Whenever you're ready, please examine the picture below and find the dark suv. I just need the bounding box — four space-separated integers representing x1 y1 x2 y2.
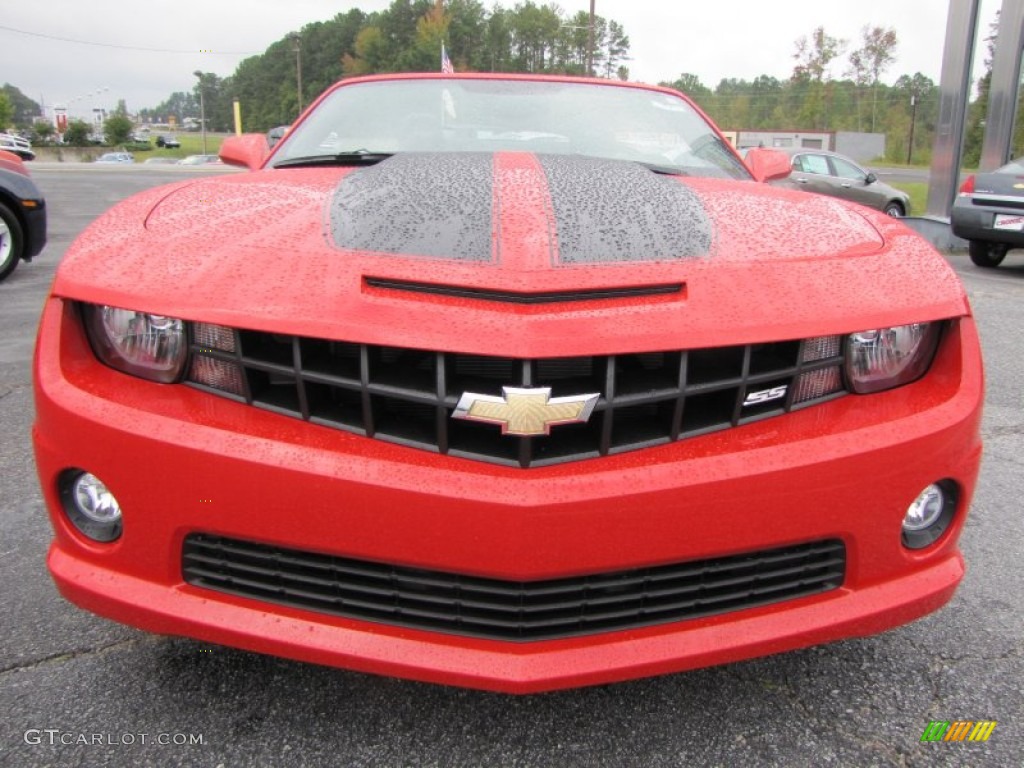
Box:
0 150 46 281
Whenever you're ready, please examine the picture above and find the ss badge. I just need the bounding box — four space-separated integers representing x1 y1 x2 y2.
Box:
742 385 788 407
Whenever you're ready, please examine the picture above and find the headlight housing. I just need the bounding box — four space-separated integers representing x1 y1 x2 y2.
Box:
82 304 187 383
845 322 941 394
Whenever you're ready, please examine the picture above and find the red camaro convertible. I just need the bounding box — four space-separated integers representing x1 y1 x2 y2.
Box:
33 74 983 693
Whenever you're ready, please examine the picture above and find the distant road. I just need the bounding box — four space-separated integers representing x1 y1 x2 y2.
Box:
29 161 242 174
871 166 930 184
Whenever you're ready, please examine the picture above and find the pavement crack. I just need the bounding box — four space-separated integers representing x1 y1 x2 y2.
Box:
0 636 156 676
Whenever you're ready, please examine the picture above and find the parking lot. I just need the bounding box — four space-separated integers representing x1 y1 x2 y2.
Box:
0 165 1021 767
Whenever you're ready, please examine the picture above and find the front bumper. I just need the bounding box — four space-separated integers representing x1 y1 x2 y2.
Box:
33 298 984 693
22 200 46 259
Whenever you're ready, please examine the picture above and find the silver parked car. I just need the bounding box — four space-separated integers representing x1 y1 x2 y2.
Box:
94 152 134 164
756 148 910 217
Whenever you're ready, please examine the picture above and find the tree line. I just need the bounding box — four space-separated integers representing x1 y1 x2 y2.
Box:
661 21 1019 167
662 25 939 165
3 6 1020 167
140 0 631 134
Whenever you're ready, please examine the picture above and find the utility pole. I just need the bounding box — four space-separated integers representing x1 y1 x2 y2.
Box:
290 33 303 114
193 71 207 154
907 94 918 165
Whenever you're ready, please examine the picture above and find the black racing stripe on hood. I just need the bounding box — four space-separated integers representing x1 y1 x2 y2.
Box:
537 155 712 263
330 153 494 261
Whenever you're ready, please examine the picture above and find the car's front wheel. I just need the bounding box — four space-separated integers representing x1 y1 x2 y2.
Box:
968 240 1008 268
883 201 905 217
0 202 24 281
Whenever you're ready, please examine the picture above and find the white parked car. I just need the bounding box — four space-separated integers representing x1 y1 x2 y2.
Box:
0 133 35 161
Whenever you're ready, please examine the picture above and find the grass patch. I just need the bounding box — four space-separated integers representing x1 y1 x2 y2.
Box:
891 182 928 216
138 132 226 160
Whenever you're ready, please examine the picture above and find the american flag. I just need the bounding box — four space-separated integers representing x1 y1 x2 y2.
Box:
441 43 454 74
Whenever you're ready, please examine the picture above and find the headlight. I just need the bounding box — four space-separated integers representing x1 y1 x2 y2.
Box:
845 322 941 394
82 304 187 383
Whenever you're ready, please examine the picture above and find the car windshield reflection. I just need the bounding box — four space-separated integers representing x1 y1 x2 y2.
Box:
272 77 749 180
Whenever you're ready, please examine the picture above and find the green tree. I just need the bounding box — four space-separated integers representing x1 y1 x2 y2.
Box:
848 26 898 132
104 114 134 145
342 26 389 76
133 0 632 131
662 74 712 109
891 73 936 163
64 119 91 146
0 92 13 129
404 2 450 72
32 120 55 143
141 91 197 125
749 75 783 128
792 27 846 130
1 84 42 126
601 20 629 79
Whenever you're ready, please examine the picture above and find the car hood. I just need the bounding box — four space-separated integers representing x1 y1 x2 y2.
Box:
54 153 969 356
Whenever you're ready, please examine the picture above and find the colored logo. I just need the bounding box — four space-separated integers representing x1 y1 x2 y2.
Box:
453 387 599 436
920 721 997 742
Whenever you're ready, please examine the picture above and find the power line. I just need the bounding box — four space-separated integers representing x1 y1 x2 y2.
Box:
0 23 258 55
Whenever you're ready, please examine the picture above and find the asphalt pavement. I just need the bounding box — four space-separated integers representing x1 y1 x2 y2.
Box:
0 165 1020 768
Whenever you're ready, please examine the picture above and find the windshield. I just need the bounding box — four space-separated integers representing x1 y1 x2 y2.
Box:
271 77 750 179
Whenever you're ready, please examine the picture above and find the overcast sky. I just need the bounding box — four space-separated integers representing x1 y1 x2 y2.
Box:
0 0 1001 120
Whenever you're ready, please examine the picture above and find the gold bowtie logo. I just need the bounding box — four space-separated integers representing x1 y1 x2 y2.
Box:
453 387 600 436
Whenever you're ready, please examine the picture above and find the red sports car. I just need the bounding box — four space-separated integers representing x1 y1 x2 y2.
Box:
33 74 983 693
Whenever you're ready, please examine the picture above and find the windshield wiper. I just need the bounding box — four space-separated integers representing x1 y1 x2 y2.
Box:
273 150 394 169
633 161 688 176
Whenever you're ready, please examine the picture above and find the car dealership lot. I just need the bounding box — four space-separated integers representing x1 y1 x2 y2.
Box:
0 166 1020 767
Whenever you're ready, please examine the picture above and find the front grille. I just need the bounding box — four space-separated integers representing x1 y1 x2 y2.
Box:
185 325 846 468
183 534 846 642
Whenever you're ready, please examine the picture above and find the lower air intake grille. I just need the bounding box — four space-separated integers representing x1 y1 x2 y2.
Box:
182 534 846 642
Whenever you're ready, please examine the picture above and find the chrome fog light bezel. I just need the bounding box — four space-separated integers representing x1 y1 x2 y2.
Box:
902 480 958 550
58 469 123 543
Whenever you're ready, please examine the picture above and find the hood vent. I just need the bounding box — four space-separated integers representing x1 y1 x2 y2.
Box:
365 277 684 304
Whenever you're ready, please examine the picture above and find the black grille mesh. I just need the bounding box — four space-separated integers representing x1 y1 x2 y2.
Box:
182 534 846 641
185 326 846 468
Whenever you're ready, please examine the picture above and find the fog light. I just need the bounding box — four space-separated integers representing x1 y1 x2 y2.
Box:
902 481 957 550
59 470 123 542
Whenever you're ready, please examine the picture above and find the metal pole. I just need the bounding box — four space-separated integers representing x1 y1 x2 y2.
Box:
980 0 1024 170
926 0 981 217
587 0 595 76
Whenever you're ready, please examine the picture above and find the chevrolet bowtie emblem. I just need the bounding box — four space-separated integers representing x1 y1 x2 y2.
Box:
453 387 600 436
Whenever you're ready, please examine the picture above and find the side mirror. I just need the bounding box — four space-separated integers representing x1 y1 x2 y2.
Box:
219 133 270 170
865 172 877 184
744 148 792 183
267 126 289 148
